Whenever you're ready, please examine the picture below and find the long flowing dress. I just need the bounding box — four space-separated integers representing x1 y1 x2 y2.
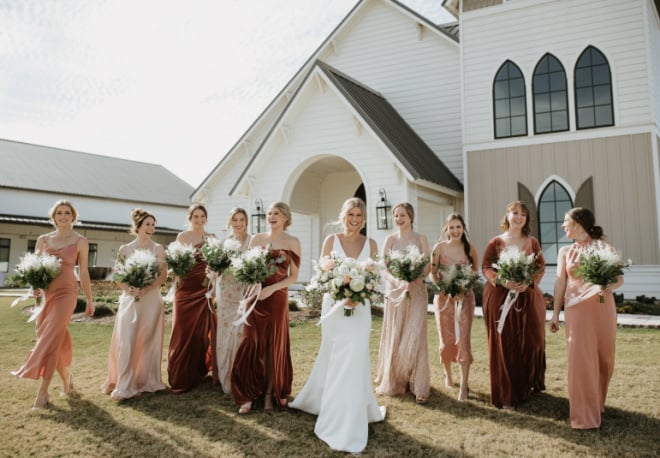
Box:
562 242 617 429
290 236 385 454
375 235 431 400
216 235 251 394
434 253 475 368
231 249 300 408
168 242 218 393
482 236 546 408
102 246 166 399
13 241 80 381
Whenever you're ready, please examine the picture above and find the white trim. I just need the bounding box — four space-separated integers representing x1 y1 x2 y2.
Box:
534 175 575 205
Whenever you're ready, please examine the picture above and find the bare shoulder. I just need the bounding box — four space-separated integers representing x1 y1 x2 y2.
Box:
286 233 301 253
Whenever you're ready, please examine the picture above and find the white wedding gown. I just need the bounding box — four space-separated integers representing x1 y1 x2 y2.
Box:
290 236 386 454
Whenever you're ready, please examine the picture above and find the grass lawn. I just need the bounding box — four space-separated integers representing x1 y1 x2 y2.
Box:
1 297 659 457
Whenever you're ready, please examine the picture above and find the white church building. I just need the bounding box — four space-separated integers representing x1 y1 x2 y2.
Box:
193 0 660 297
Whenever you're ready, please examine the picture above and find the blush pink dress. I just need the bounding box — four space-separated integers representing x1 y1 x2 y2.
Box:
433 253 475 366
562 242 617 429
102 245 166 399
12 241 80 381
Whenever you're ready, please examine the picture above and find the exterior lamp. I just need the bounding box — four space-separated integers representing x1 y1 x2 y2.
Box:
376 188 391 230
251 198 266 234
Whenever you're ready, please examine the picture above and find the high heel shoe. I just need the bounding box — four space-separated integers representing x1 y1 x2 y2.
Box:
32 392 49 410
238 402 252 414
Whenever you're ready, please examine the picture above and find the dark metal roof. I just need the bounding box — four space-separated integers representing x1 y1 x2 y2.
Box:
0 139 193 206
317 61 463 192
0 214 180 235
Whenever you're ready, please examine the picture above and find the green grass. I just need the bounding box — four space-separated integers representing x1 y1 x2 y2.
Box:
1 297 659 457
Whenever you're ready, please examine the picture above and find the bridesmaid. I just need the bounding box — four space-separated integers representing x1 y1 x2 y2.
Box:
481 201 546 409
375 202 431 403
13 200 94 409
231 201 300 414
168 204 218 393
102 208 167 400
549 208 622 429
430 213 479 401
215 207 251 394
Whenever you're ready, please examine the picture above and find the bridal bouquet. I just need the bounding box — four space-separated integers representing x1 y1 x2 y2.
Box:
165 241 197 278
324 255 384 316
201 237 242 275
12 252 62 291
230 246 287 325
574 241 631 302
11 252 62 321
114 249 161 301
491 245 541 334
385 245 429 300
435 263 481 298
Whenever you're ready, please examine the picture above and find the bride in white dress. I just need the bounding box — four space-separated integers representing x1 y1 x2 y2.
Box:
290 198 386 454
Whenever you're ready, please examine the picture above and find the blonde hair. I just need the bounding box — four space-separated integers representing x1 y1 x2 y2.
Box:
226 207 249 231
49 200 78 227
270 201 292 230
130 208 156 235
337 197 366 231
392 202 415 229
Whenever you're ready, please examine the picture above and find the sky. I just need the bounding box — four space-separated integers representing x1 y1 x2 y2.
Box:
0 0 453 188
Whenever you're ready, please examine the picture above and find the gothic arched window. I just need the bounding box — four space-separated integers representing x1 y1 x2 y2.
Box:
533 53 568 134
538 180 573 265
575 46 614 129
494 60 527 138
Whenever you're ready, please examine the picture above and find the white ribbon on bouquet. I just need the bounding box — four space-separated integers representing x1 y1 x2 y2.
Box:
11 287 47 323
232 283 262 326
564 283 602 308
497 291 520 334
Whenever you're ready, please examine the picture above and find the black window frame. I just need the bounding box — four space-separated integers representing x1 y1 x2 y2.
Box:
533 53 569 134
574 45 614 130
537 180 573 266
493 60 528 139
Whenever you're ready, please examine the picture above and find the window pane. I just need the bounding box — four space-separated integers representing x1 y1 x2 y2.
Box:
559 233 571 244
539 201 555 220
552 111 568 130
536 93 550 112
549 72 566 91
576 87 593 108
541 222 558 243
511 116 526 135
537 57 549 74
555 200 572 219
578 50 592 67
509 79 524 97
578 107 595 128
548 57 562 72
592 65 610 85
496 118 510 137
0 238 9 273
551 91 566 110
495 99 510 117
510 97 525 116
534 74 549 93
496 65 510 81
536 113 551 133
575 68 592 88
494 80 509 98
595 105 613 126
543 246 558 265
591 50 606 65
594 84 611 105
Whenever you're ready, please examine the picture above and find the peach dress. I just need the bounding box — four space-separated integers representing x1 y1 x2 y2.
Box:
102 246 166 399
12 241 80 381
433 253 475 366
562 242 617 429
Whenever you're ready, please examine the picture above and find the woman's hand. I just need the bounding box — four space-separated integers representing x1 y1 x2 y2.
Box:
549 316 560 333
505 280 528 293
128 286 141 298
85 302 95 317
258 285 274 301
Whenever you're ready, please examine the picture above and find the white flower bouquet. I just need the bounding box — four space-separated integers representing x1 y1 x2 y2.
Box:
13 252 62 291
11 252 62 321
491 245 541 334
435 263 481 298
574 240 631 302
165 241 197 278
201 237 243 275
320 254 384 316
114 249 161 301
385 245 429 300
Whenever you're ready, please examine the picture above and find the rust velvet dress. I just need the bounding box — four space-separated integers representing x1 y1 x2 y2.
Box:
481 236 546 408
168 243 218 393
562 242 617 429
231 249 300 408
13 241 80 381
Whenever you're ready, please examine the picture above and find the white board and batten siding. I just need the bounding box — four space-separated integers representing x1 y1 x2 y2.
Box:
319 0 464 180
461 0 654 145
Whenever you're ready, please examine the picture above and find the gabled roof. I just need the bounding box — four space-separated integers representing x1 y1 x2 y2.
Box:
193 0 459 196
230 60 463 195
317 62 463 192
0 139 193 207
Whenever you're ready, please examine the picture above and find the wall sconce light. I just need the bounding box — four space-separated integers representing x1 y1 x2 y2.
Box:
251 198 266 234
376 188 391 230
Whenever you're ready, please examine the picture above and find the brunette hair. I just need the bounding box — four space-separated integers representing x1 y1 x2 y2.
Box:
130 208 156 235
566 207 604 240
49 200 78 227
441 213 473 265
392 202 415 229
270 201 292 230
226 207 249 231
500 200 532 236
187 203 208 220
